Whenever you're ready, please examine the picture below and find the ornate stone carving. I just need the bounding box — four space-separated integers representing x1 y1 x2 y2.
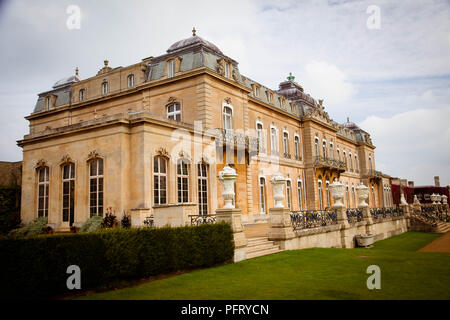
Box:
356 183 369 208
400 190 408 205
87 150 100 161
155 147 169 158
178 150 191 162
329 181 345 208
218 165 238 209
232 69 238 81
270 172 286 208
224 97 232 104
36 159 48 168
168 96 176 103
60 154 73 164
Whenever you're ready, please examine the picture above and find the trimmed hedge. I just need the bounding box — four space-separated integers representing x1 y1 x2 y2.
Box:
0 186 21 234
0 222 234 299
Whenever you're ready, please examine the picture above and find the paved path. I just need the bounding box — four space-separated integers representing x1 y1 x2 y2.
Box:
244 223 269 238
418 232 450 252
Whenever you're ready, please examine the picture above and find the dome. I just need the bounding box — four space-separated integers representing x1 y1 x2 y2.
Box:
342 117 360 130
167 32 223 55
53 75 80 89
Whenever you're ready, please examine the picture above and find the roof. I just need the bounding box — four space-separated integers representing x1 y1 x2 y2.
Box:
53 75 80 89
167 35 223 55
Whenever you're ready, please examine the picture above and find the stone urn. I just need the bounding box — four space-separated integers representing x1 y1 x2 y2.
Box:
430 193 439 205
356 183 369 208
329 181 345 208
218 165 238 209
442 195 448 205
436 194 442 204
270 172 286 208
413 195 420 205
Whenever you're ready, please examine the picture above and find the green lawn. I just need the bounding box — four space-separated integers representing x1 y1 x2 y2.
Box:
77 232 450 300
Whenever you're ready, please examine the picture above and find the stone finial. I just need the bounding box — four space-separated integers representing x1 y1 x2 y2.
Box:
356 183 369 208
287 72 295 81
270 172 286 208
192 27 196 36
75 67 79 76
218 165 238 209
413 195 420 205
104 60 109 67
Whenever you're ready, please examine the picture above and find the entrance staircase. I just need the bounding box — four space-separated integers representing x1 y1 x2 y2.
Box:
436 221 450 233
246 237 282 259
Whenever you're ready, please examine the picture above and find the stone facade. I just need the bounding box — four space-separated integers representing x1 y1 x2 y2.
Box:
18 31 392 231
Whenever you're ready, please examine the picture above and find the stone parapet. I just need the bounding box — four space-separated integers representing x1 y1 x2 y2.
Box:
268 207 295 241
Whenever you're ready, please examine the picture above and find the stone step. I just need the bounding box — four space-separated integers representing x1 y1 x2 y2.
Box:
247 239 274 247
246 247 282 259
247 237 269 243
246 242 278 253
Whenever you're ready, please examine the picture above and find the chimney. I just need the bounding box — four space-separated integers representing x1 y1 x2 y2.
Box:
408 181 414 188
434 176 440 187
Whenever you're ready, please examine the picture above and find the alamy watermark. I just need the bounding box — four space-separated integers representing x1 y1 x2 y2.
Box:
66 265 81 290
66 5 81 30
366 265 381 289
366 5 381 30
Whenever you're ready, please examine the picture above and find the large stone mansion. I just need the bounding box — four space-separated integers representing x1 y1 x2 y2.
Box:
18 30 394 231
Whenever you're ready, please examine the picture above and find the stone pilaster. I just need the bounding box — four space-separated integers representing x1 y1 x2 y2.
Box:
335 206 351 248
216 208 248 262
268 207 295 241
400 204 410 228
360 206 373 235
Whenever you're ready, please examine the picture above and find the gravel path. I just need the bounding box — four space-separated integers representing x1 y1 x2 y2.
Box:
418 232 450 252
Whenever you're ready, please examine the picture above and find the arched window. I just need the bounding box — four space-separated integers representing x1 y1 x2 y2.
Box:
45 96 51 110
37 166 49 218
349 153 353 171
355 155 359 173
318 180 323 210
352 185 356 208
89 158 104 217
286 180 292 209
369 156 373 172
259 177 266 214
101 81 108 95
154 156 167 205
62 163 75 225
168 59 175 78
325 180 330 207
223 106 233 131
314 137 319 158
297 180 303 210
256 122 264 153
177 159 189 203
329 142 334 160
371 185 376 208
167 103 181 121
346 185 350 208
224 61 230 78
79 89 86 102
322 140 327 158
270 127 278 155
283 131 289 157
343 151 347 168
127 74 135 88
336 148 340 161
294 135 300 160
197 163 208 215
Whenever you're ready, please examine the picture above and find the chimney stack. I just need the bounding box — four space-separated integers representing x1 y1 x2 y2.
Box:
434 176 440 187
408 181 414 188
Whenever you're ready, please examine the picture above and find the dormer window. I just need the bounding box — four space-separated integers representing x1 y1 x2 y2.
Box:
101 81 108 95
127 74 134 88
45 96 51 110
168 59 175 78
254 85 260 97
267 91 274 104
79 89 86 102
224 62 230 78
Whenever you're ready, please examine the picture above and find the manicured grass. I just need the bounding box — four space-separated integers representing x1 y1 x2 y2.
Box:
77 232 450 300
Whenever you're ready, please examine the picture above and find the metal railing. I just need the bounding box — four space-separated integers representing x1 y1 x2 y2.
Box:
215 129 259 151
290 210 338 231
346 208 363 224
412 205 448 225
189 214 217 226
314 156 346 171
370 207 404 221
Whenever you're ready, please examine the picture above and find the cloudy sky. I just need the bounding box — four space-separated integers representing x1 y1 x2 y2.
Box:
0 0 449 186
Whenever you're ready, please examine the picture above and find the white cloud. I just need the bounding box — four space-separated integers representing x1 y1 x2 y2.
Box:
359 106 450 186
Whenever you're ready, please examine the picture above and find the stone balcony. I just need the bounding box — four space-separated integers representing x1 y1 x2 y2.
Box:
364 169 383 181
313 156 346 173
214 129 259 152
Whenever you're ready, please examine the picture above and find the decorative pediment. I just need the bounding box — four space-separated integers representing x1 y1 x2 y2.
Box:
60 154 73 165
224 97 232 104
155 147 170 158
35 159 48 169
304 106 333 125
168 96 176 103
87 150 101 161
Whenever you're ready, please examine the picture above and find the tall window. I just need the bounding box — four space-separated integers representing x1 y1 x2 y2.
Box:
369 156 372 172
346 185 350 208
352 186 356 208
37 166 49 218
343 151 347 168
337 148 340 161
254 86 259 97
224 62 230 78
349 153 353 171
329 143 334 160
256 122 264 152
259 177 266 213
79 89 86 102
45 96 51 110
127 74 135 88
62 163 75 225
167 103 181 121
283 131 289 156
270 127 278 155
223 106 233 131
89 159 104 217
102 82 108 95
154 157 167 205
325 180 330 207
177 159 189 203
322 140 327 158
168 59 175 78
314 137 319 157
318 180 323 210
371 186 376 208
355 155 359 172
294 135 300 160
297 180 303 210
197 163 208 215
286 180 292 209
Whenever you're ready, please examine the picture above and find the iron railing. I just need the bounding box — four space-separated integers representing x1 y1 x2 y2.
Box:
370 207 404 221
189 214 217 226
346 208 363 224
412 205 448 225
290 210 338 231
314 156 346 171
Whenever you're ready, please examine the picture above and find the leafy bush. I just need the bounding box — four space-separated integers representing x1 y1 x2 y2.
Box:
0 186 21 234
80 216 102 233
9 217 48 238
120 212 131 228
0 222 234 298
101 211 117 229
